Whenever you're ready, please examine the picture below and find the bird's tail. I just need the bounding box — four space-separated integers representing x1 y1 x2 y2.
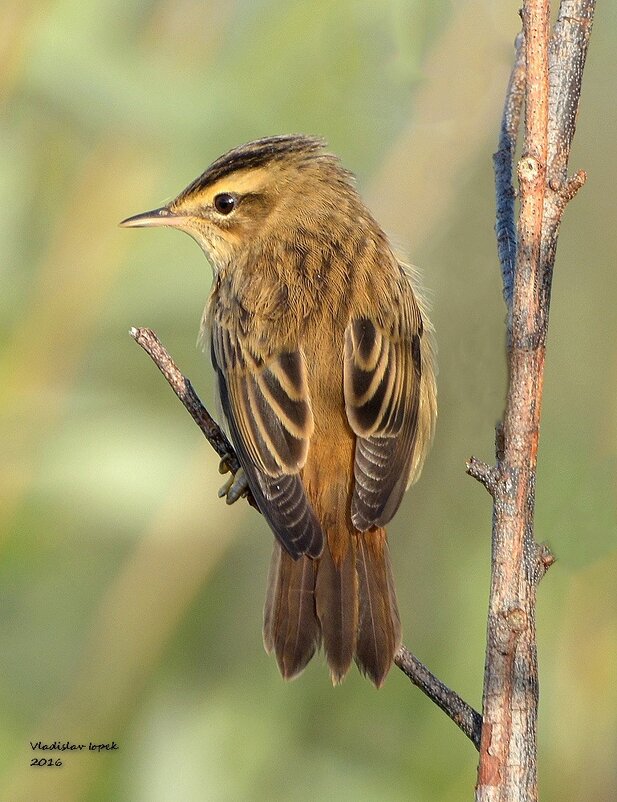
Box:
263 522 401 688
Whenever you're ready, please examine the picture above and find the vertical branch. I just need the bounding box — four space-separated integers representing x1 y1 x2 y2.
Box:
540 0 594 322
474 2 595 801
476 4 551 799
493 33 525 310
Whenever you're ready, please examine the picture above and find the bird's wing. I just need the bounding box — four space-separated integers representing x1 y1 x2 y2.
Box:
211 313 323 559
344 284 428 531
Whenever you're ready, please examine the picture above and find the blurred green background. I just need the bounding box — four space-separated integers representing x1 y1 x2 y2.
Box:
1 1 615 800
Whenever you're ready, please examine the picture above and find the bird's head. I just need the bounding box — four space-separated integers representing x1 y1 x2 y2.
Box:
120 135 356 271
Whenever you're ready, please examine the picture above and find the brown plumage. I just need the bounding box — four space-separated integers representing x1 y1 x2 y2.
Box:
120 135 437 687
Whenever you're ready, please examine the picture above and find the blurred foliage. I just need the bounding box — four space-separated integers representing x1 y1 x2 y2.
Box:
0 1 615 800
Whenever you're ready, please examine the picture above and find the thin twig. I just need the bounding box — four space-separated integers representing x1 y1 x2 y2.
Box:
130 326 482 748
466 457 499 496
553 169 586 205
547 1 595 181
540 0 595 319
395 646 482 750
130 327 257 509
494 32 526 309
534 542 556 584
130 327 239 473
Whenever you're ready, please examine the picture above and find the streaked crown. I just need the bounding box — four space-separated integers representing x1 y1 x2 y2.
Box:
120 135 359 269
176 135 328 201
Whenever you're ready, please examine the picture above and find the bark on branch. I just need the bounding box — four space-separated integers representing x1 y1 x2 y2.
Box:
395 646 482 749
472 2 595 800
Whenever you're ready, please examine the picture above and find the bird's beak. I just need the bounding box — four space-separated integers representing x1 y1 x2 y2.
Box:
119 206 188 228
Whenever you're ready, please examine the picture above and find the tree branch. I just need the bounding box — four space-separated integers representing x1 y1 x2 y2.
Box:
130 325 482 748
494 31 525 310
395 646 482 750
466 457 500 496
475 2 594 800
130 327 238 472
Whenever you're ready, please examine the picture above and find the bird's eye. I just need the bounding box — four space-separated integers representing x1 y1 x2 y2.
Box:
213 193 237 215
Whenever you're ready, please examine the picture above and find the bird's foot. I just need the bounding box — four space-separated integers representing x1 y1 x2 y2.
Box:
218 456 249 505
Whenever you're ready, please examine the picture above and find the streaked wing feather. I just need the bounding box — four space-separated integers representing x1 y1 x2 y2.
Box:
211 319 323 559
344 301 423 531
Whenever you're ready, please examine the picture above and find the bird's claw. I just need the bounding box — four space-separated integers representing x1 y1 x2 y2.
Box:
218 466 249 505
219 454 233 475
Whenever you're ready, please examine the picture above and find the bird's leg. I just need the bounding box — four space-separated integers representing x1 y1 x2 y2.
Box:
218 455 249 505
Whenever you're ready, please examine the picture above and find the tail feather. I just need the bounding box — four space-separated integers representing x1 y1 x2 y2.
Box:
263 527 400 687
354 530 401 687
263 542 284 653
315 538 357 684
263 543 320 679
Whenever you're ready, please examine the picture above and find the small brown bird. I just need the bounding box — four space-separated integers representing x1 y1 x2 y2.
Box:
121 135 436 687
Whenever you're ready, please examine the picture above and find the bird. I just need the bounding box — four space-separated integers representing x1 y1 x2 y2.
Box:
120 135 436 687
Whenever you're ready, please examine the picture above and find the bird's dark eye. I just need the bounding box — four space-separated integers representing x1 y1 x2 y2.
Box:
213 193 237 215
